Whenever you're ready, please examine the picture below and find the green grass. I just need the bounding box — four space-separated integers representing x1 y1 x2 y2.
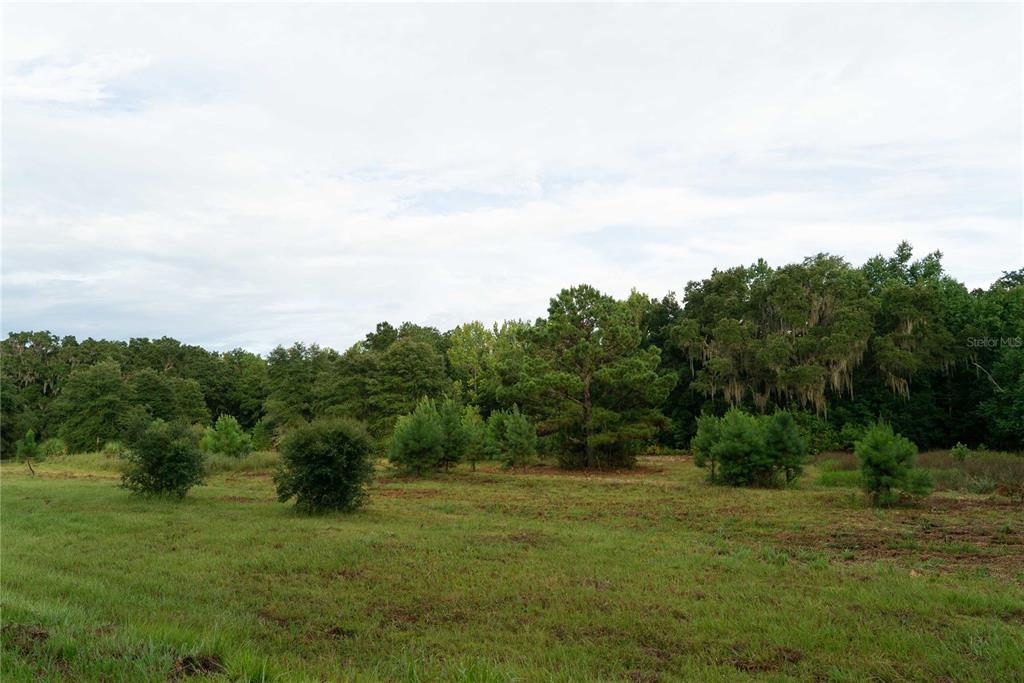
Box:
2 455 1023 681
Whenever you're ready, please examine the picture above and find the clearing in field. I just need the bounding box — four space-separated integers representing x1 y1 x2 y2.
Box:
2 455 1022 682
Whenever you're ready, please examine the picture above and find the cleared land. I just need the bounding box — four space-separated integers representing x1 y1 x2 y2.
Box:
2 455 1022 682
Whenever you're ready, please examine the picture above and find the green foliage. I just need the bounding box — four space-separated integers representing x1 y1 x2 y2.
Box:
460 406 487 470
15 429 40 462
250 418 274 451
712 408 773 486
855 422 932 505
501 406 538 470
951 442 970 463
102 440 128 458
2 243 1021 464
522 285 676 469
39 437 67 459
691 413 722 479
274 417 374 513
121 419 205 498
55 361 132 453
389 398 445 475
693 409 807 486
763 410 808 483
199 415 253 458
482 406 538 469
436 397 468 471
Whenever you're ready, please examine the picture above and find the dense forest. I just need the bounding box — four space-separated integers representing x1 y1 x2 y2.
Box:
3 243 1022 461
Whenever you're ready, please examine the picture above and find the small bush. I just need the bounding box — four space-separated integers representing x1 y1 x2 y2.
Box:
389 398 445 474
791 412 840 453
436 397 467 471
200 415 253 458
250 419 274 451
39 438 68 459
691 413 722 480
274 418 374 512
713 408 773 486
461 406 487 470
15 430 41 462
764 410 808 483
693 409 808 486
501 406 538 470
950 442 970 463
121 420 206 498
483 406 537 470
837 423 868 450
855 422 932 506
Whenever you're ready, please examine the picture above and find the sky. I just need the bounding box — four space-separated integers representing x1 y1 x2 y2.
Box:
2 3 1021 353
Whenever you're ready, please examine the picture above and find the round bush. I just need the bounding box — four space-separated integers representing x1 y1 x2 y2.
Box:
275 418 374 512
121 420 205 498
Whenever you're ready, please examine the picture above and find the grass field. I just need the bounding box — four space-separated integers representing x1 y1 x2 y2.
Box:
2 454 1023 682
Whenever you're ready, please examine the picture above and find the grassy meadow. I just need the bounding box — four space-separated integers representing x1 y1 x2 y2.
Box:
2 453 1023 682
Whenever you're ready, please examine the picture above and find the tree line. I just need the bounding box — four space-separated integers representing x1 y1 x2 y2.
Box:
3 242 1021 461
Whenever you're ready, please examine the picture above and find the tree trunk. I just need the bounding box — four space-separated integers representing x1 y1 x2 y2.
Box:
582 373 594 468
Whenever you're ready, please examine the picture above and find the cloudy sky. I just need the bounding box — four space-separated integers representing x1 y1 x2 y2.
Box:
3 4 1021 352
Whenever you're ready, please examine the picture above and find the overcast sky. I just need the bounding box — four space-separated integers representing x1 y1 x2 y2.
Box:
3 4 1021 353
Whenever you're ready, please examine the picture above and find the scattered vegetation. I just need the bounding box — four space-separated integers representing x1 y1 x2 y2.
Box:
692 408 808 487
3 455 1022 681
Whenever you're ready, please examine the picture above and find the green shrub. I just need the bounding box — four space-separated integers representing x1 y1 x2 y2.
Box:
200 415 253 458
274 418 374 512
693 409 808 486
484 410 509 460
436 397 467 471
855 422 932 506
39 438 68 459
389 398 445 474
15 430 40 462
121 420 206 498
764 411 808 483
713 408 774 486
950 442 970 463
691 413 722 480
501 406 538 470
250 419 274 451
837 423 868 450
482 406 538 470
791 412 840 454
461 406 487 470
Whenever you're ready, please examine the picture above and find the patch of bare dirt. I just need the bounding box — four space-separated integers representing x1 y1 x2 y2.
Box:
169 653 225 679
375 488 442 499
1 623 49 655
730 646 804 672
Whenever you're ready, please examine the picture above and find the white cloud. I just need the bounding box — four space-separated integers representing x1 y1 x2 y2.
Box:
2 4 1021 352
4 51 152 104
